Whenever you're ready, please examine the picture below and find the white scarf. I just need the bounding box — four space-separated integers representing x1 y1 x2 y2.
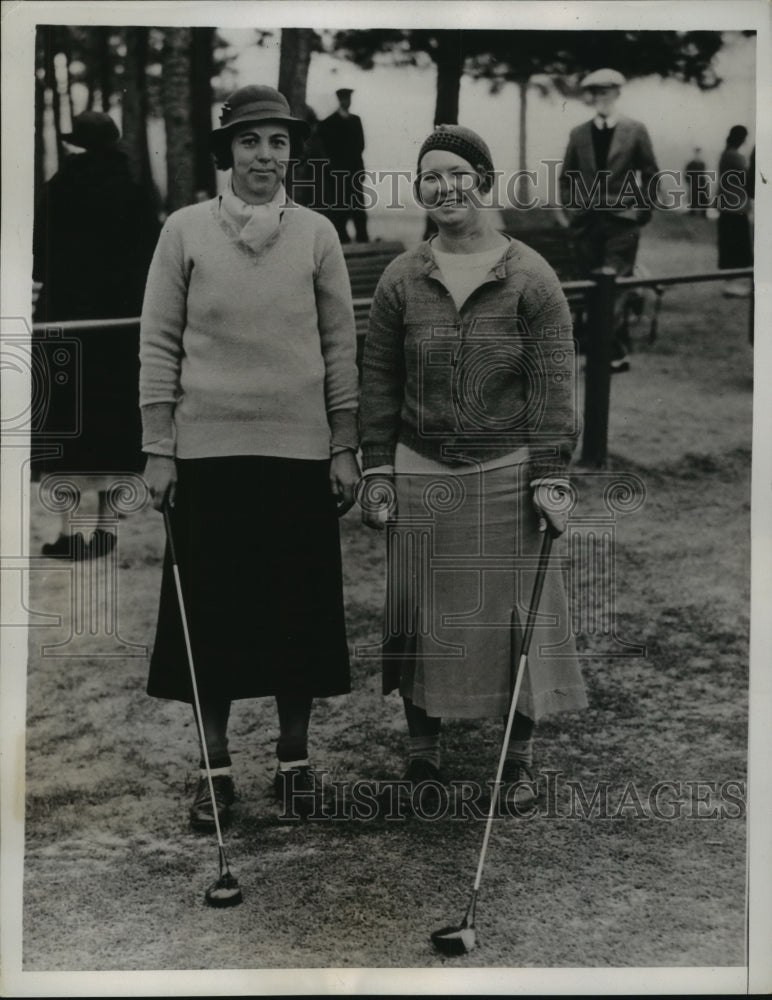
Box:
220 175 287 252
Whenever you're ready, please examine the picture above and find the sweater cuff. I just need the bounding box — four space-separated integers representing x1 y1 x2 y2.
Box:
328 408 359 452
361 446 397 471
529 451 571 481
142 402 176 456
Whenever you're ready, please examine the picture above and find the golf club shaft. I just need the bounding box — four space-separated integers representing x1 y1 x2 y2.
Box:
472 529 554 893
163 504 228 857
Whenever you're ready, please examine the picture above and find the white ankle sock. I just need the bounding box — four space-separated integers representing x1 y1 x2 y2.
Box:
506 739 533 768
202 765 232 778
279 758 309 771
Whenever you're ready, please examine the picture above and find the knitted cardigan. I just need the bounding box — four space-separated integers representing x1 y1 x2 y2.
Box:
359 238 579 479
139 196 359 460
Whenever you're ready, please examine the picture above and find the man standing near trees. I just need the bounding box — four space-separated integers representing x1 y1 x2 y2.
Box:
558 68 659 373
319 87 369 244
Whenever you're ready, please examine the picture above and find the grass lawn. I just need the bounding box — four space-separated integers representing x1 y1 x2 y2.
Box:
19 210 753 977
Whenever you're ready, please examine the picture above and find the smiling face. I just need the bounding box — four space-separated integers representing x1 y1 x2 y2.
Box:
230 121 290 204
418 149 485 231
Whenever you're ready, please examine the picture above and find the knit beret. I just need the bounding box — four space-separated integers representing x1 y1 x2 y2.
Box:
417 125 495 190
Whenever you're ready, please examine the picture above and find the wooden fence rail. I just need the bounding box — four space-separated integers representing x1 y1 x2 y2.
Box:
32 265 754 469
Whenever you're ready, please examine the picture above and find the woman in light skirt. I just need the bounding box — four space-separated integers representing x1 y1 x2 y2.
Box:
360 125 586 808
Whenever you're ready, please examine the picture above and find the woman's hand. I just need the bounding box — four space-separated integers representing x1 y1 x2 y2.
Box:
143 455 177 511
532 480 572 537
330 450 361 516
359 474 397 530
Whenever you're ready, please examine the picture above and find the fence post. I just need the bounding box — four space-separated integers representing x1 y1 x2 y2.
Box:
581 267 617 467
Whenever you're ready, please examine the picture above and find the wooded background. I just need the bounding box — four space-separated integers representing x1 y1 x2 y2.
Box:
35 26 748 217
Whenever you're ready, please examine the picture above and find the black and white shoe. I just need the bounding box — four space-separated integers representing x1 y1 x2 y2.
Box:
273 765 323 819
189 774 236 832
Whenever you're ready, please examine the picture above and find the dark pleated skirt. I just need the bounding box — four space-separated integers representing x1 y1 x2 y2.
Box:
147 456 351 703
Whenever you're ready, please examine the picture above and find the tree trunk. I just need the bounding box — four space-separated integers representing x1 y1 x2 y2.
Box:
515 77 529 205
34 28 49 199
278 28 314 115
163 27 195 212
191 26 216 198
433 32 463 125
122 28 156 206
97 27 112 111
39 26 63 166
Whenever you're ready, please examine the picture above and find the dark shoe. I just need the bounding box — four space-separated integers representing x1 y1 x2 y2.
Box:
189 774 236 832
499 761 538 813
273 766 323 819
610 359 630 374
88 529 116 559
402 758 449 816
403 758 445 785
41 533 87 560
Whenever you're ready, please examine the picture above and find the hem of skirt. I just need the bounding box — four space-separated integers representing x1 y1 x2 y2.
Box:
147 685 352 703
391 683 588 720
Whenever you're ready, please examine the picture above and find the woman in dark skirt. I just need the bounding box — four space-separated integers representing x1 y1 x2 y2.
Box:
32 111 159 558
140 85 360 828
717 124 753 298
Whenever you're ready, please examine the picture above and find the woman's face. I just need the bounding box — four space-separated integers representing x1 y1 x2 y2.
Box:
230 121 290 204
418 149 485 230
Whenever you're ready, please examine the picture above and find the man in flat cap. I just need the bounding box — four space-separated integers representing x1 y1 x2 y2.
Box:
319 88 370 243
559 68 659 372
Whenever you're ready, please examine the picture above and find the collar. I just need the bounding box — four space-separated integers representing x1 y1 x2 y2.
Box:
418 235 514 281
593 113 618 130
226 176 288 213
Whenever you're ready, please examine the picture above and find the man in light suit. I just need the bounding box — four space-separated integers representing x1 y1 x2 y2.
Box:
559 69 659 372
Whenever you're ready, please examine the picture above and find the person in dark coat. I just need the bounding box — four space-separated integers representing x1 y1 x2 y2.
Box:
32 111 160 558
684 147 708 215
318 88 369 243
558 68 659 373
717 125 753 298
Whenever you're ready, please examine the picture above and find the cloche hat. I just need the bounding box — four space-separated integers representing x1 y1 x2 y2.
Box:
210 85 311 143
61 111 121 150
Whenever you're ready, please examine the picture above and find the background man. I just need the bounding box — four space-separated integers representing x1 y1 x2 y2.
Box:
684 146 709 216
558 68 659 373
319 87 369 243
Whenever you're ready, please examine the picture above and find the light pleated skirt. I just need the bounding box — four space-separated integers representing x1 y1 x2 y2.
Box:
381 462 587 720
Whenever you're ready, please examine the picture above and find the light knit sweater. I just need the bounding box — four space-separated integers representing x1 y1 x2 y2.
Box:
139 196 359 460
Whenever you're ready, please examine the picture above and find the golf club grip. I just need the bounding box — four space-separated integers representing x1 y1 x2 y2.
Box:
162 502 178 566
517 529 554 661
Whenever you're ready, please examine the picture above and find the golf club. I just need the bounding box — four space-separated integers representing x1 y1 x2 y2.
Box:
162 501 243 908
431 524 557 955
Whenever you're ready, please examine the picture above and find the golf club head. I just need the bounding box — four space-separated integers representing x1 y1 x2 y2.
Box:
430 924 476 955
205 871 243 908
